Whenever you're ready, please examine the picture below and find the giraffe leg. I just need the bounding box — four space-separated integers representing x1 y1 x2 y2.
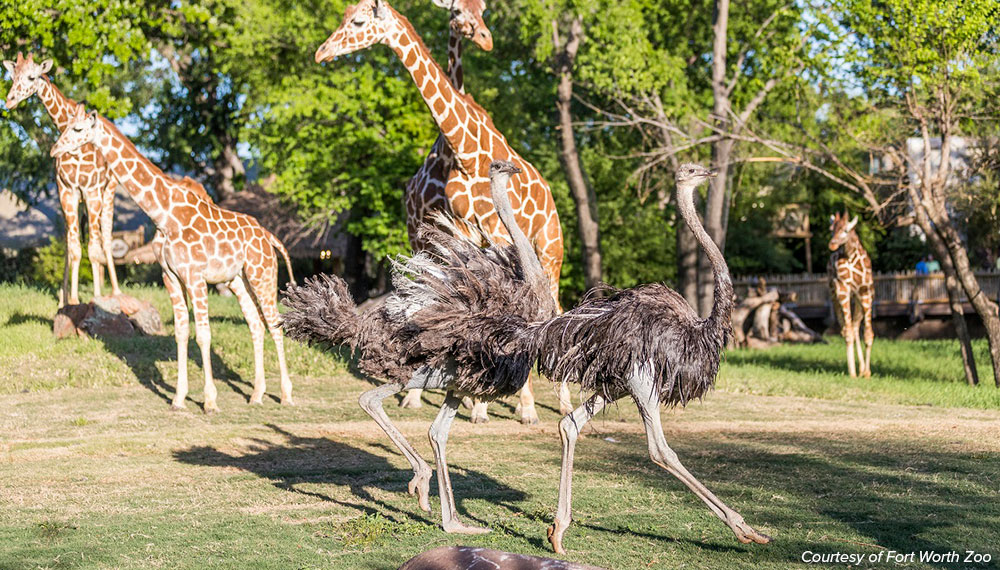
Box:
188 279 219 413
430 391 490 534
548 394 608 554
162 268 190 411
469 398 489 424
229 276 267 404
83 184 105 298
100 178 121 296
861 288 875 377
837 289 857 378
400 388 424 409
558 381 573 416
57 178 82 305
629 371 771 546
245 253 293 405
360 383 433 513
517 376 539 425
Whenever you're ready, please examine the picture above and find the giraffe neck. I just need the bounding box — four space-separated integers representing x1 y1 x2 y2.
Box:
35 78 78 132
446 29 464 93
387 6 483 164
845 233 868 265
92 118 175 228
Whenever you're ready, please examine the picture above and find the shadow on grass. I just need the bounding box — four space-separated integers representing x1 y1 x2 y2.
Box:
172 424 529 532
568 429 1000 568
3 312 54 328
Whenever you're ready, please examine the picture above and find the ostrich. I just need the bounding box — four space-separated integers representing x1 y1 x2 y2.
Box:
282 160 556 534
534 163 772 553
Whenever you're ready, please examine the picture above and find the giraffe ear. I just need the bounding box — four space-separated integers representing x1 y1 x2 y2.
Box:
87 110 99 125
2 60 14 75
431 0 454 9
39 59 53 74
846 216 858 231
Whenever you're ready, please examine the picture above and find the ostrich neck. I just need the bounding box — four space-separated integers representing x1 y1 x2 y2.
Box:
387 7 480 164
93 118 173 229
35 79 77 132
491 174 554 315
677 181 733 328
446 29 464 93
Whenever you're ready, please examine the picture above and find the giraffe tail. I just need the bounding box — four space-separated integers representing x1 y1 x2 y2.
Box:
265 230 296 286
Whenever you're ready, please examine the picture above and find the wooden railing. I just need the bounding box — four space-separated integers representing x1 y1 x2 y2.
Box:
733 271 1000 319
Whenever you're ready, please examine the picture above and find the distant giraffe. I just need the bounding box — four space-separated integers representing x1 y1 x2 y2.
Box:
51 104 297 412
317 0 568 424
3 52 120 305
828 212 874 377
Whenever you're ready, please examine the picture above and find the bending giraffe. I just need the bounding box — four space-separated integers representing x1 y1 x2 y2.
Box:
51 104 297 412
316 0 568 424
828 212 874 377
3 53 120 305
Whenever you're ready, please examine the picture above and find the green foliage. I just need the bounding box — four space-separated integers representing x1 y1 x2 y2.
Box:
29 237 91 290
872 229 929 273
331 513 428 548
0 247 37 284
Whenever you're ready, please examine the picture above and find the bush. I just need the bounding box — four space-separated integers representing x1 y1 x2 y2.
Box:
0 247 38 284
29 237 93 290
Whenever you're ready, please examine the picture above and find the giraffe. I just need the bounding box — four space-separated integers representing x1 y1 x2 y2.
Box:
3 52 120 305
317 0 570 424
828 212 874 378
51 104 297 412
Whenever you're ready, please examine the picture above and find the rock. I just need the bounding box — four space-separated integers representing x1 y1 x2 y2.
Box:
399 547 607 570
131 306 164 335
82 302 135 338
52 294 163 339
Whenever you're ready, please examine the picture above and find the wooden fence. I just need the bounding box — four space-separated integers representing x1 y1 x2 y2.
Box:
734 271 1000 319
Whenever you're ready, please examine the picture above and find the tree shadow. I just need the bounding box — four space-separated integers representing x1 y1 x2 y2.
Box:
172 423 528 529
3 312 54 328
568 429 1000 568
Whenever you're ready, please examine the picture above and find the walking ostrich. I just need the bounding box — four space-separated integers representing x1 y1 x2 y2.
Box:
535 163 772 554
282 160 556 534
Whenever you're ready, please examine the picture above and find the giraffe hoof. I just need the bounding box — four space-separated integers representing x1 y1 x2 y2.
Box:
169 404 185 412
248 398 263 406
280 398 295 406
203 404 220 414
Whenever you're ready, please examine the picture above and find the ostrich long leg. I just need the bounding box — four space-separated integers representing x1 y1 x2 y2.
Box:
428 391 489 534
359 383 433 513
547 394 609 554
630 375 771 545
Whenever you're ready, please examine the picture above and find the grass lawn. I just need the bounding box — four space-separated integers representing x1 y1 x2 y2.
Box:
2 283 999 569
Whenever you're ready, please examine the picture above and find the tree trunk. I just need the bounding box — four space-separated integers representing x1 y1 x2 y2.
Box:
554 16 602 290
699 0 733 317
907 183 982 386
211 141 244 202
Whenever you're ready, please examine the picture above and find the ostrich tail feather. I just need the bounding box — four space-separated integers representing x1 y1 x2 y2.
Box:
281 274 361 349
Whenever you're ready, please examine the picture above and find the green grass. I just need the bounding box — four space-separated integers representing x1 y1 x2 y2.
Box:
1 283 1000 569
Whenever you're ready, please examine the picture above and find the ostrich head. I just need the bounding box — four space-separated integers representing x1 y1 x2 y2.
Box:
315 0 402 63
675 163 717 204
828 212 858 251
50 103 100 158
488 159 521 180
3 52 53 109
434 0 493 51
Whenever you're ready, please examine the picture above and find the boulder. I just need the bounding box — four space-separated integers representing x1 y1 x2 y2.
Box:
52 294 164 339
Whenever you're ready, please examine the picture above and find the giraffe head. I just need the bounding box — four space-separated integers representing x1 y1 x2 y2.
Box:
3 52 53 109
315 0 400 63
434 0 493 51
50 103 101 158
828 212 858 251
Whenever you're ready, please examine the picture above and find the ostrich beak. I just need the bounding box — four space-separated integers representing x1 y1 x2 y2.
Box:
707 169 719 178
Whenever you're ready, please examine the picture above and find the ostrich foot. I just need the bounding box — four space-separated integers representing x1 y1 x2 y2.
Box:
732 519 771 544
399 390 423 409
519 403 539 425
547 521 569 554
442 520 490 535
469 402 490 424
408 469 432 513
